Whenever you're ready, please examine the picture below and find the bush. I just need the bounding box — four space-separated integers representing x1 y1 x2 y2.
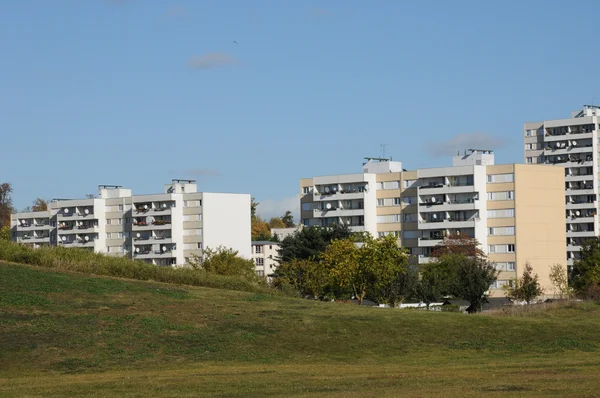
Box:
580 284 600 301
441 304 461 313
0 240 276 295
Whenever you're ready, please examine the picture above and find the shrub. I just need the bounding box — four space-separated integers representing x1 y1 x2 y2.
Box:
0 240 276 295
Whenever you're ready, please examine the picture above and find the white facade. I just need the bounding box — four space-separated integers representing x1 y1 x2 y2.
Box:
11 181 251 267
524 105 600 266
251 241 281 278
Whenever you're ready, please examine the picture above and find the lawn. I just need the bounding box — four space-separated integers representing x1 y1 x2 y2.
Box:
1 261 600 397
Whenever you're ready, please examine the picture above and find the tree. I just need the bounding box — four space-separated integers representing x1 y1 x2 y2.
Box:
415 265 446 310
570 238 600 291
505 262 543 304
449 254 498 313
85 193 96 199
0 183 14 227
432 234 485 259
271 258 332 299
268 217 286 229
252 217 271 241
277 224 353 264
0 225 10 241
373 266 417 308
251 197 259 219
31 198 48 212
323 235 408 305
186 246 257 281
549 263 572 300
281 210 295 228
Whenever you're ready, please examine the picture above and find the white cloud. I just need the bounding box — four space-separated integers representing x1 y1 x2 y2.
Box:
257 195 300 222
426 132 506 157
188 53 237 70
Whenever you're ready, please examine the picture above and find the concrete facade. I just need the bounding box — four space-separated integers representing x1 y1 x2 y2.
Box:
11 181 251 266
300 151 567 298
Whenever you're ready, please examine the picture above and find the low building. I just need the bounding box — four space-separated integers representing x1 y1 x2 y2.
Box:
251 241 280 278
11 180 251 266
271 226 301 241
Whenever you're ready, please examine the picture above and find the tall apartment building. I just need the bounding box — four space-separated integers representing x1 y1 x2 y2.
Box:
11 180 251 265
524 105 600 267
300 150 566 297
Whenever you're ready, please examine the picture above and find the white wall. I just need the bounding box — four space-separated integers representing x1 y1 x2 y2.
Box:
171 195 185 264
202 193 252 259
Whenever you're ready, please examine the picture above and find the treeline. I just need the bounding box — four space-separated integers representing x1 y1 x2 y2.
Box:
272 226 509 312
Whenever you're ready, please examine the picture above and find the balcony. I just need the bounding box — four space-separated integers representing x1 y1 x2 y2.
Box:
418 255 434 264
313 190 367 201
418 218 478 230
418 200 478 213
544 131 593 142
76 225 98 233
566 230 596 238
565 174 593 182
566 201 596 210
134 204 172 215
566 187 595 196
418 237 443 247
313 208 364 218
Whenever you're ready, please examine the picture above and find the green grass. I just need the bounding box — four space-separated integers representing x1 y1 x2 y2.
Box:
2 261 600 397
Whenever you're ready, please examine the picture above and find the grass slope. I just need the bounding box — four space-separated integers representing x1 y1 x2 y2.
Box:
2 261 600 397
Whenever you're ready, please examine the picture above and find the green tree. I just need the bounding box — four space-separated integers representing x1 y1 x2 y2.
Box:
31 198 48 212
186 246 257 281
449 255 498 313
277 224 353 263
268 217 286 229
281 210 295 228
251 197 259 219
549 263 572 300
271 258 332 299
505 262 543 304
0 183 14 227
571 238 600 291
0 225 10 241
415 265 445 310
323 235 408 305
373 266 417 307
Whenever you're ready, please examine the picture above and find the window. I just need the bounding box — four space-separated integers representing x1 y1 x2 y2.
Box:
183 229 202 236
106 233 112 239
376 214 401 223
255 258 264 266
487 173 514 183
403 180 416 188
488 244 516 253
377 199 384 206
255 245 263 254
116 232 123 239
487 191 515 201
393 198 401 205
303 186 310 194
301 203 312 211
382 181 400 190
125 217 131 224
106 219 111 225
526 157 533 164
488 227 515 236
403 213 416 222
378 232 386 238
403 197 416 205
496 262 516 271
403 230 417 239
256 270 264 277
487 209 515 218
118 205 124 211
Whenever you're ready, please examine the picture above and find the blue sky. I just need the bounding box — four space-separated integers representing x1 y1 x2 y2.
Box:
2 0 600 219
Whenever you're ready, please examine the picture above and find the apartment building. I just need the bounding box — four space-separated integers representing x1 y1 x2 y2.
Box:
11 180 251 265
300 150 566 297
251 241 281 278
524 105 600 267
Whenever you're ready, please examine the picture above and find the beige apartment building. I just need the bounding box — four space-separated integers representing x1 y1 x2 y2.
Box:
11 180 251 266
300 150 566 297
251 241 281 278
524 105 600 267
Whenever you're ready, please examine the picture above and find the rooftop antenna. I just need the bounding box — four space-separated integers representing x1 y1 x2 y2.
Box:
380 144 388 159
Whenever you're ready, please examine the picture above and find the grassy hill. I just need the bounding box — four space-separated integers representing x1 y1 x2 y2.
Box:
2 261 600 397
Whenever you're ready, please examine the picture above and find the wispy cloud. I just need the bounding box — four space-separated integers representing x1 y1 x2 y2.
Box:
182 168 223 178
257 195 300 222
188 52 237 70
426 132 506 157
166 5 187 17
309 7 328 17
